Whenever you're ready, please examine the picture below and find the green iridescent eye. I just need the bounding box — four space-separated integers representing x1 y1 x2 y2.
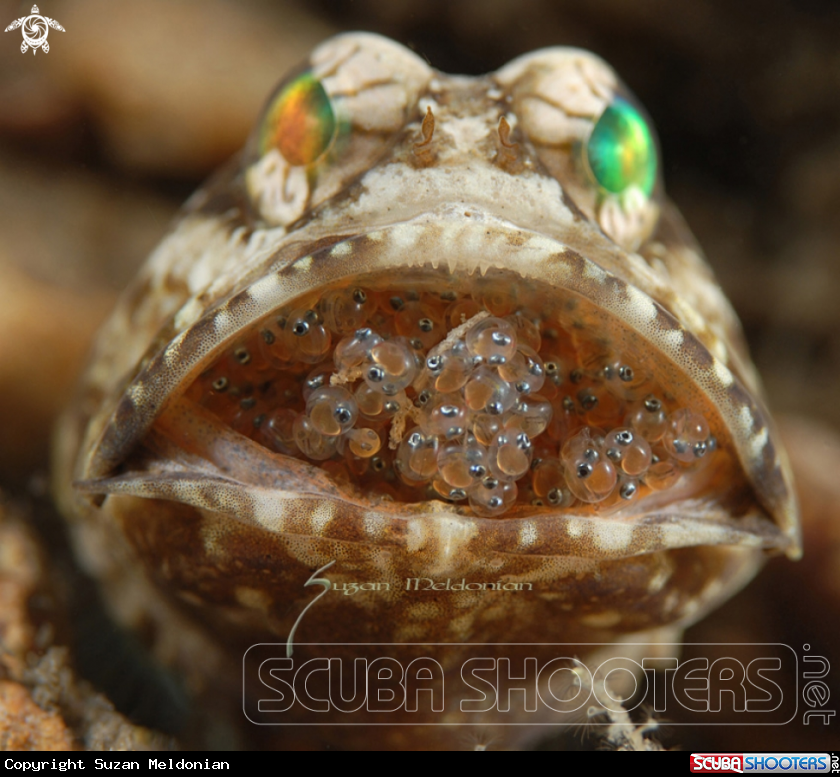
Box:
586 97 656 197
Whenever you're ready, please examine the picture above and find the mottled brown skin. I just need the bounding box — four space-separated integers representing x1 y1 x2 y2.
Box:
54 34 800 748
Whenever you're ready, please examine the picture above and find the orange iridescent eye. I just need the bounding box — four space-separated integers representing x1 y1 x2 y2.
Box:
260 72 336 167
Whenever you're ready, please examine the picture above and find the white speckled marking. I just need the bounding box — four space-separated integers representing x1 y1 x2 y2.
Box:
739 404 755 435
433 517 478 568
235 586 271 612
247 274 283 306
249 491 287 532
679 599 701 620
712 359 735 388
212 309 233 335
330 242 353 258
566 519 586 539
657 520 762 549
624 285 658 325
390 224 420 253
405 518 426 554
246 225 287 255
125 383 145 404
593 522 634 553
580 610 622 628
749 426 769 461
582 260 608 284
363 512 387 538
161 342 182 369
173 298 205 331
658 327 685 351
293 255 313 272
662 590 680 616
518 521 538 548
702 578 726 603
647 565 672 594
309 502 335 535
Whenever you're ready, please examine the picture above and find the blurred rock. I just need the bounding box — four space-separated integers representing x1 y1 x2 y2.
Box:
1 0 336 177
0 497 170 749
0 154 175 291
0 680 77 751
0 259 113 482
0 152 179 481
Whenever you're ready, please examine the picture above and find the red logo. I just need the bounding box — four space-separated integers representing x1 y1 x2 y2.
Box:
691 754 744 774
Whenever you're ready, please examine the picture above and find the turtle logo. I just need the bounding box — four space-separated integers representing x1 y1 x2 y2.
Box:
5 5 64 54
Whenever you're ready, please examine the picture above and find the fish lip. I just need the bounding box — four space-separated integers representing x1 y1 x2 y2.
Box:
77 211 799 556
74 466 788 561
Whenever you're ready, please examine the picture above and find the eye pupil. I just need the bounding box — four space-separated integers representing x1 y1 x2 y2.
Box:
586 97 656 196
262 72 336 167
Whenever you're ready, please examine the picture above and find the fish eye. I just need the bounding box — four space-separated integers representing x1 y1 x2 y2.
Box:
585 97 657 197
259 71 336 167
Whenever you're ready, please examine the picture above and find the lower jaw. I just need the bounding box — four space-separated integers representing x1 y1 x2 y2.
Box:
170 263 727 520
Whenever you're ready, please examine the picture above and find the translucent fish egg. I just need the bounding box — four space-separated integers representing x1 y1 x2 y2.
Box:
354 382 385 417
464 366 516 415
645 459 681 491
504 313 542 352
604 428 652 476
468 476 517 517
576 384 622 428
305 386 358 437
465 316 517 365
260 408 298 455
432 478 468 502
663 408 711 464
259 323 294 368
540 354 567 399
420 393 469 439
320 287 374 335
334 328 384 373
394 301 443 350
427 342 474 393
531 458 573 507
489 429 533 479
302 362 333 401
283 308 332 364
293 414 339 460
618 475 640 500
625 395 668 441
364 340 417 395
498 345 546 395
396 429 440 483
510 394 553 438
445 298 482 328
347 428 382 458
561 427 617 503
437 438 489 490
471 413 504 446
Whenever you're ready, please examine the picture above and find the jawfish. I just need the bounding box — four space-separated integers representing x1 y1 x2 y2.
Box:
54 33 800 749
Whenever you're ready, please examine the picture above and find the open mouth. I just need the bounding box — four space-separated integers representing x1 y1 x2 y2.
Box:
157 261 735 521
75 211 795 559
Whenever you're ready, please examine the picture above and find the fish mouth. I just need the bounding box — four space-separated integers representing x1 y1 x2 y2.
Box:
76 210 798 559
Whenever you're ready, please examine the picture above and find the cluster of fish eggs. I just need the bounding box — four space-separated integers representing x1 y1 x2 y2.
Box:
189 284 716 517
